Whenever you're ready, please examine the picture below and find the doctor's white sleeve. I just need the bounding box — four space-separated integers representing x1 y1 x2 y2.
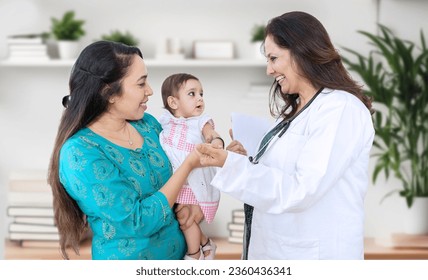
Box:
210 96 374 214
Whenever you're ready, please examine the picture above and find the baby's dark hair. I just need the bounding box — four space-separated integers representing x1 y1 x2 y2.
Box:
161 73 199 114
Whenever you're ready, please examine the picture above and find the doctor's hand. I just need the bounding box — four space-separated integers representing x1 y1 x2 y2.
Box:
197 143 228 167
226 128 247 155
226 140 247 156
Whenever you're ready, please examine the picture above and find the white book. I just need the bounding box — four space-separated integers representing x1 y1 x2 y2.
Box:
232 216 245 224
228 236 243 244
7 206 54 217
9 50 48 57
6 56 50 62
14 216 55 226
8 170 50 192
7 37 43 45
8 191 53 206
9 232 59 241
9 44 47 51
9 223 58 233
230 230 244 238
227 222 244 232
232 209 245 218
9 170 48 181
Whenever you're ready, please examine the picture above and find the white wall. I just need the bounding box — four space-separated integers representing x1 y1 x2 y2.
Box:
1 0 427 259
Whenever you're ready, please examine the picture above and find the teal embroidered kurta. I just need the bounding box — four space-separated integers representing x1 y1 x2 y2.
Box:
59 113 186 260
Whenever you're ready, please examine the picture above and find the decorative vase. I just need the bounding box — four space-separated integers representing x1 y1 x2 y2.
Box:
252 41 265 60
57 40 80 60
403 197 428 235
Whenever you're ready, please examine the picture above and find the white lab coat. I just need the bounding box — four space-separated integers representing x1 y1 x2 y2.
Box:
212 89 375 259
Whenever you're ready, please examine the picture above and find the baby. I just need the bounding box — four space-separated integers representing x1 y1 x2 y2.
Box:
159 73 223 260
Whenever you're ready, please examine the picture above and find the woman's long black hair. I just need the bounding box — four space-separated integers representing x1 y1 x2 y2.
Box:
47 41 142 259
264 11 373 119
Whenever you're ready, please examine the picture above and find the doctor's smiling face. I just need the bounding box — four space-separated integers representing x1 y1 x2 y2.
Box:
265 35 306 95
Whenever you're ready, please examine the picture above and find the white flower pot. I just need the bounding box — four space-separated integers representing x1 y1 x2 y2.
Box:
404 197 428 235
57 40 80 60
252 41 265 60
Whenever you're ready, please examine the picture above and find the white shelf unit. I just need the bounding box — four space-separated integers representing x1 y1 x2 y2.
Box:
0 55 271 241
0 59 267 68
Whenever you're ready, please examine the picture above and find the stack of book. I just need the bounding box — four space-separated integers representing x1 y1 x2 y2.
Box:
7 170 59 247
227 209 245 244
6 34 50 62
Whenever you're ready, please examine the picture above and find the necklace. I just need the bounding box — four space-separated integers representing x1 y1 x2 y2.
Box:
126 123 133 146
90 122 134 147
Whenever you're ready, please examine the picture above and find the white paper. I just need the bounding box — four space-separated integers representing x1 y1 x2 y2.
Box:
230 112 273 155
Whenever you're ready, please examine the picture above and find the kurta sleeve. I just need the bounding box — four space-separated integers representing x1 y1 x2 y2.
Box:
59 138 174 237
211 94 374 214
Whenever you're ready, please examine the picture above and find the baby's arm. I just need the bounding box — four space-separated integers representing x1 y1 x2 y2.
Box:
202 123 224 149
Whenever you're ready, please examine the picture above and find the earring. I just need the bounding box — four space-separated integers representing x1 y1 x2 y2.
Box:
109 98 115 104
62 95 71 108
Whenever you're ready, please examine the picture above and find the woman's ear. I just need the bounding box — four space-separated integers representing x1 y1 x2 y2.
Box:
167 96 178 110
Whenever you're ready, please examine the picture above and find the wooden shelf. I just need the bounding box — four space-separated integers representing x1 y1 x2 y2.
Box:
212 237 242 260
10 237 426 260
364 238 428 260
0 59 266 68
4 237 242 260
4 238 92 260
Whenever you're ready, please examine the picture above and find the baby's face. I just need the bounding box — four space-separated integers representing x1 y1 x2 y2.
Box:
173 79 205 118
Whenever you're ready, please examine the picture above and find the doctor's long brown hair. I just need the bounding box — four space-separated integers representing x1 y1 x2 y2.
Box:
264 11 373 119
47 41 142 259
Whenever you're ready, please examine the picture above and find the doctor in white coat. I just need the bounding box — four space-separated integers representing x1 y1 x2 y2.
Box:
196 11 375 260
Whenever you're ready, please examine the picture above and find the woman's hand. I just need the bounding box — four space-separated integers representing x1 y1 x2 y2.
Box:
184 148 203 170
197 143 228 167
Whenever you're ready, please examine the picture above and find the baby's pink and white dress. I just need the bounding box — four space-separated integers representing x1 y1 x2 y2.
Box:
159 110 220 223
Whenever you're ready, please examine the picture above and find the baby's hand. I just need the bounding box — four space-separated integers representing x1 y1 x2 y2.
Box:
175 205 190 227
175 204 204 231
189 204 204 225
210 137 224 149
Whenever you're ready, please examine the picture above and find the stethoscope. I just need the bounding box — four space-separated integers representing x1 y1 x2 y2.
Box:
248 119 290 164
249 87 324 164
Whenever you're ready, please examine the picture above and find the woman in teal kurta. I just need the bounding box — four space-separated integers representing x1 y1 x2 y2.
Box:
60 114 186 259
48 41 199 260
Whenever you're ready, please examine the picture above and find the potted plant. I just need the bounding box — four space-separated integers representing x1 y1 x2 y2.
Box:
100 30 139 46
51 10 85 59
342 25 428 234
250 24 265 59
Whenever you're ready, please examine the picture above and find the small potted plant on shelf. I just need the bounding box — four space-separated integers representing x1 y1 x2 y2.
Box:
51 10 85 60
250 23 265 59
100 30 139 47
342 24 428 234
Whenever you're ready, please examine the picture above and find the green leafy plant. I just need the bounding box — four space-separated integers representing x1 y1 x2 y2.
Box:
250 24 265 42
100 30 139 46
51 11 85 41
342 25 428 208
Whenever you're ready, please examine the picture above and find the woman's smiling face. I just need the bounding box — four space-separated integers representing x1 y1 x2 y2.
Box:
265 34 304 95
